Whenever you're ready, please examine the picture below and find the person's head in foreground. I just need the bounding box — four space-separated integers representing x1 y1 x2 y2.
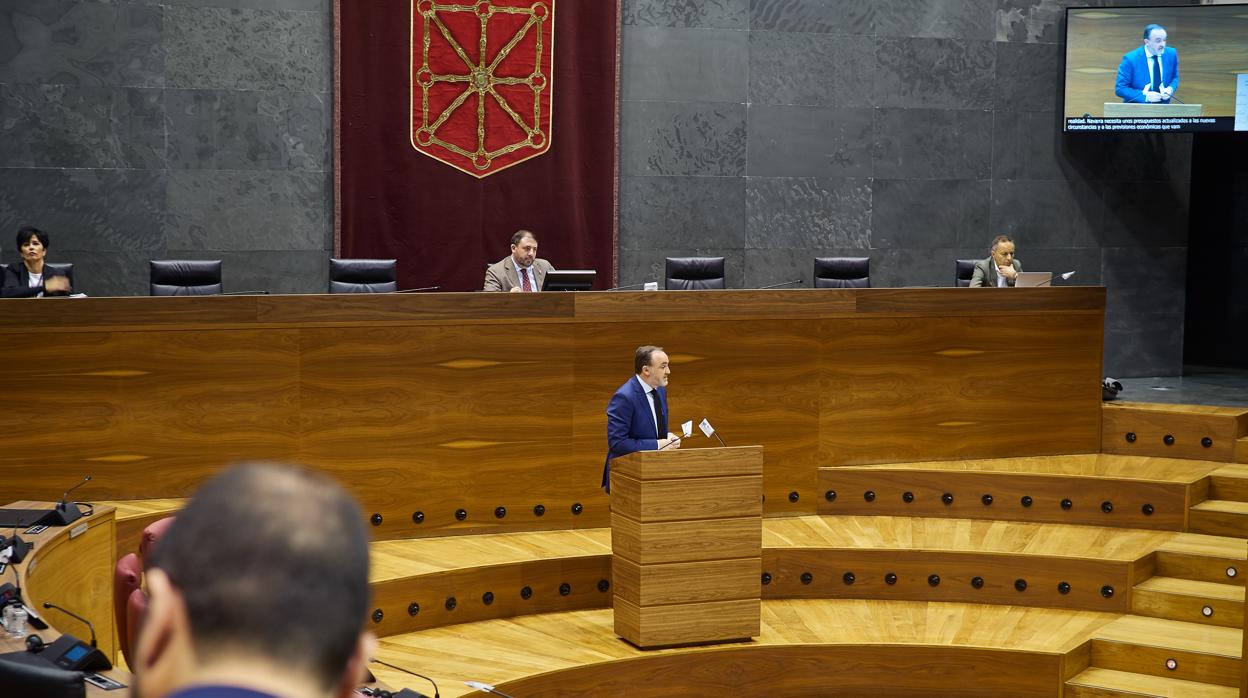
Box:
135 463 374 698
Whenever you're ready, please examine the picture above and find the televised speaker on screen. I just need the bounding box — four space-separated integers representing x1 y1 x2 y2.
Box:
1115 24 1180 104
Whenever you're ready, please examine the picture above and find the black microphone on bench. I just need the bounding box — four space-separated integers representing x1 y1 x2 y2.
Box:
37 475 91 526
42 602 98 648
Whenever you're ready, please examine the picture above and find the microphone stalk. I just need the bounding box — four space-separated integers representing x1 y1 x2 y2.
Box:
42 601 97 648
395 286 440 293
757 279 803 290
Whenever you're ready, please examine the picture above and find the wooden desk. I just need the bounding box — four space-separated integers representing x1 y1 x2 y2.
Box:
1 501 130 695
0 288 1106 539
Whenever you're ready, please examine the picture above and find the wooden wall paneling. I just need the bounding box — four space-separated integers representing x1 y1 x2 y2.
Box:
297 322 599 539
490 645 1063 698
762 549 1132 613
817 469 1189 530
819 313 1103 467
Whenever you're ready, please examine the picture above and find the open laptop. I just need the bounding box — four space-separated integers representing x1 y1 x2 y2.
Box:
1015 271 1053 287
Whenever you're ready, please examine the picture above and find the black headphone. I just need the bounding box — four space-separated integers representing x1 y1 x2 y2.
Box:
25 633 44 652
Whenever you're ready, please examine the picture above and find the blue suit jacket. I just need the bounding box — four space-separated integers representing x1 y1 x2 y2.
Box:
601 377 667 492
1115 46 1179 104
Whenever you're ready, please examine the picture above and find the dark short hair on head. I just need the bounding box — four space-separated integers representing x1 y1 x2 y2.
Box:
634 345 664 374
17 226 49 251
990 234 1013 250
1143 23 1165 40
511 230 536 246
148 463 370 691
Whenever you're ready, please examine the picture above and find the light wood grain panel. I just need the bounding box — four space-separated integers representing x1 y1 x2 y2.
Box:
1103 402 1247 462
611 514 762 565
612 557 760 606
853 287 1106 315
820 313 1103 466
17 507 118 662
613 596 759 648
1156 551 1246 587
819 468 1189 530
1188 502 1248 538
1209 465 1248 500
609 473 762 522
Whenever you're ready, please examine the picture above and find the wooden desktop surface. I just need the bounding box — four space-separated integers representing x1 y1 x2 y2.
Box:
1 501 128 696
0 288 1106 540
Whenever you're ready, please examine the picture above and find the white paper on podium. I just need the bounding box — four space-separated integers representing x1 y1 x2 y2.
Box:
1236 74 1248 132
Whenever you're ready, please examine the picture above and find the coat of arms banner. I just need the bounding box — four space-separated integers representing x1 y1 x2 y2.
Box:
336 1 619 290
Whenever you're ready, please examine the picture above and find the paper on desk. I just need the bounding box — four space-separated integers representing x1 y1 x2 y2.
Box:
681 420 693 437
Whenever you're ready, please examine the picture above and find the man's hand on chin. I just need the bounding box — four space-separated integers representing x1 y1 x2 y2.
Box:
999 265 1018 281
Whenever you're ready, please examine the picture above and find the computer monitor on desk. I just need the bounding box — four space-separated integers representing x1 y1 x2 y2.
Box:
542 270 597 291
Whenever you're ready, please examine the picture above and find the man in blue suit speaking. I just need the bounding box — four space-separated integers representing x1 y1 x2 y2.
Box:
601 345 681 492
1115 24 1179 104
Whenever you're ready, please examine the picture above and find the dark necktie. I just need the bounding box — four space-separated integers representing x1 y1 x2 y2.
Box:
650 390 665 435
1150 54 1161 93
520 267 532 292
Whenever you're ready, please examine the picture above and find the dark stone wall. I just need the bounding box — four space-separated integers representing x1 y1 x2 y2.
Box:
0 0 332 296
1 0 1193 376
617 0 1193 377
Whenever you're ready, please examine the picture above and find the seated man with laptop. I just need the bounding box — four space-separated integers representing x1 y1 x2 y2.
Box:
970 235 1023 287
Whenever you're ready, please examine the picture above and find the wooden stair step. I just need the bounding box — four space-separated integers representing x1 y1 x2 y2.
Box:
1236 437 1248 464
1066 667 1238 697
1089 616 1242 687
1188 500 1248 538
1132 577 1244 629
1208 464 1248 501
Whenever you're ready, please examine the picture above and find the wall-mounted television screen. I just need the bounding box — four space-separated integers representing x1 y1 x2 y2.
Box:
1063 3 1248 133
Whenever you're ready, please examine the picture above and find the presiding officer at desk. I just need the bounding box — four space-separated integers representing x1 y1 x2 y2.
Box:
2 227 71 298
602 346 681 492
970 235 1023 288
483 230 553 292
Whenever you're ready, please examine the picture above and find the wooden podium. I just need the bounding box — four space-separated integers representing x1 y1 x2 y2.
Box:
1103 102 1202 118
609 445 763 649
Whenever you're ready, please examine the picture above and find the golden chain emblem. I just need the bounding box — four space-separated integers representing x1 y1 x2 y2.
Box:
411 1 553 176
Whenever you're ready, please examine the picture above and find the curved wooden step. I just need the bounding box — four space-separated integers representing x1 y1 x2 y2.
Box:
1132 577 1245 629
1102 402 1248 463
1066 667 1238 697
372 599 1116 698
360 515 1248 637
818 454 1216 530
1189 500 1248 538
1088 615 1242 687
1208 464 1248 501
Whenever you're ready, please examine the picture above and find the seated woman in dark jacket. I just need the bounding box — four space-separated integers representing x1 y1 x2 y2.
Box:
2 226 71 297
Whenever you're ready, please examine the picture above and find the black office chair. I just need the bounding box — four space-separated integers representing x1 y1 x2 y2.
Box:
46 262 74 288
149 260 223 296
813 257 870 288
0 655 85 698
955 259 977 287
665 257 726 290
329 258 397 293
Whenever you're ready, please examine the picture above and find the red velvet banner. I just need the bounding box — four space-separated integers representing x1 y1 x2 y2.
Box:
335 1 620 291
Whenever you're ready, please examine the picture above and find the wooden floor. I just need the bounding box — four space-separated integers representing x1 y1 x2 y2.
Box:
372 600 1120 697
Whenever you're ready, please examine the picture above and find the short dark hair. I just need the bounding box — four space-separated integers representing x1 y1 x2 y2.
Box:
634 345 664 374
17 226 48 251
990 234 1013 250
148 463 370 691
511 230 536 246
1143 24 1165 40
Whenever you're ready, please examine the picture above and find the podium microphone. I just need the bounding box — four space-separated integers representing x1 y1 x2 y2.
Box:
42 602 98 648
395 286 440 293
38 475 91 526
220 290 270 295
1035 271 1076 287
757 279 804 290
